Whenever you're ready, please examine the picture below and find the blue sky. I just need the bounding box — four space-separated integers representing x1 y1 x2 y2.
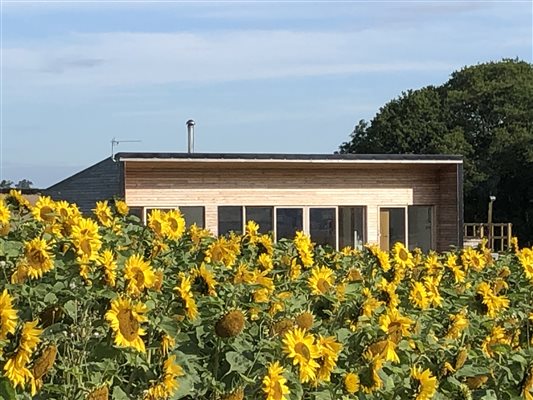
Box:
1 1 531 188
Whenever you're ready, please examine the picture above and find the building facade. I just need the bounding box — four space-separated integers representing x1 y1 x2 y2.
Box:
46 153 463 252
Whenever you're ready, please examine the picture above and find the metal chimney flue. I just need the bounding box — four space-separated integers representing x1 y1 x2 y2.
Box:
186 119 195 153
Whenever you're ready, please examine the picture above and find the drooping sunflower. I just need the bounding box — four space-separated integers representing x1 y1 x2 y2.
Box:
105 297 147 352
191 263 217 296
411 367 437 400
21 237 55 279
0 289 18 340
31 344 57 395
175 273 198 320
282 327 320 383
262 361 290 400
409 281 430 309
365 339 400 364
124 254 156 296
215 310 245 338
93 200 113 227
308 266 335 295
98 249 117 287
166 209 186 240
32 196 56 223
377 278 400 310
423 275 443 307
361 288 383 318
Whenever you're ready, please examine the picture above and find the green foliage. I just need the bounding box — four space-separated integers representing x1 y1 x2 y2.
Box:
339 59 533 245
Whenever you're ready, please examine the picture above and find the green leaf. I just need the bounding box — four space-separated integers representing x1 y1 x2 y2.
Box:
63 300 77 319
225 351 252 374
0 377 16 400
112 386 129 400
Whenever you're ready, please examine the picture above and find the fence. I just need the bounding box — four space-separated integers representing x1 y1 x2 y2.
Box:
463 222 512 252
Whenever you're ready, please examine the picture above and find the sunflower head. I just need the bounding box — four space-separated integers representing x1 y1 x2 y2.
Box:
93 201 113 227
220 387 245 400
105 297 147 353
215 310 245 338
295 312 314 330
166 209 186 240
86 385 109 400
115 200 129 216
32 344 57 380
271 318 294 337
344 372 360 394
32 196 56 223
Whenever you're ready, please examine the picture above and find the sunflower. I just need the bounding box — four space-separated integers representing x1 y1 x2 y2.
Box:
3 320 42 389
424 251 442 274
377 279 400 310
86 385 109 400
105 297 147 352
8 189 30 209
124 254 156 296
445 310 469 340
258 253 273 271
0 199 10 235
376 250 391 272
379 308 413 343
392 242 414 269
189 224 211 247
522 367 533 400
144 355 184 400
31 344 57 395
411 367 437 400
93 200 113 227
71 217 102 260
481 325 511 357
461 247 486 271
445 254 466 283
315 335 342 382
423 275 443 307
205 236 241 268
161 334 176 356
262 361 290 400
308 266 335 295
409 282 430 309
365 339 400 364
0 289 18 340
175 273 198 320
360 358 383 394
115 199 129 216
282 327 320 383
477 282 510 317
32 196 56 223
21 237 55 280
245 220 260 240
344 372 360 394
294 231 314 267
98 249 117 287
148 209 168 237
518 247 533 281
215 310 245 338
191 263 217 296
166 209 185 240
361 288 383 318
295 311 314 330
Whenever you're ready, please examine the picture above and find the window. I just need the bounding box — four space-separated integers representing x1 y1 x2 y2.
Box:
408 206 433 252
339 206 366 249
245 206 273 234
218 206 243 235
379 208 406 251
276 208 303 240
129 207 144 220
179 206 205 228
310 208 336 247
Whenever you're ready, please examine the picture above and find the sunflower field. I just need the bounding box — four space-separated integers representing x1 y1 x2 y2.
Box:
0 191 533 400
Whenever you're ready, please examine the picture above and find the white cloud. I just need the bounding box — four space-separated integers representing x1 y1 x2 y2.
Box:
3 29 455 89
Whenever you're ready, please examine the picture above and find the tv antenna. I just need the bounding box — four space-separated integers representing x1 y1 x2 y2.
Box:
111 137 142 161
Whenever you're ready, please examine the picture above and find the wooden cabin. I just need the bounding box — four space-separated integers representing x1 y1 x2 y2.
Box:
45 153 463 252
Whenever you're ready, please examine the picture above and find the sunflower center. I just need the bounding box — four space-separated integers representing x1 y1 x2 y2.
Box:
317 278 330 293
27 249 47 266
272 381 283 400
168 218 178 231
294 342 311 361
399 248 408 261
40 206 54 222
117 309 139 341
80 238 92 256
133 268 145 286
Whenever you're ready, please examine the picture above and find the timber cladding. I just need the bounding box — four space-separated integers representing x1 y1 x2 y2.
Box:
123 160 460 250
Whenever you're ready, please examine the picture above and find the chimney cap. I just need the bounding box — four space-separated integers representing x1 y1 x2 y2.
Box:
186 119 195 126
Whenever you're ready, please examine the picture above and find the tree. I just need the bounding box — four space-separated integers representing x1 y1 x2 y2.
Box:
0 180 14 189
339 59 533 244
15 179 33 189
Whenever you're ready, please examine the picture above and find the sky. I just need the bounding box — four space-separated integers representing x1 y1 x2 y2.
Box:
1 0 531 188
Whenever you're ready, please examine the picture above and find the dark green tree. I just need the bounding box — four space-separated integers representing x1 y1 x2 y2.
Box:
15 179 33 189
339 59 533 244
0 180 14 189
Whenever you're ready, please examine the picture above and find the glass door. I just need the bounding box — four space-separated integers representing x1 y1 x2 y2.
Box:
276 208 303 241
379 207 406 251
309 208 336 248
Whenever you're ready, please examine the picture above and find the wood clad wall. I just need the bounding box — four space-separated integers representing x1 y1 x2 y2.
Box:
45 158 123 214
124 161 460 250
437 164 460 249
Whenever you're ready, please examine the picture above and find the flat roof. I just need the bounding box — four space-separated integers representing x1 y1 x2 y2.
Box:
116 152 463 164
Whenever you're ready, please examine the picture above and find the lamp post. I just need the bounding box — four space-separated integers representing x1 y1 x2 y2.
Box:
488 196 496 249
